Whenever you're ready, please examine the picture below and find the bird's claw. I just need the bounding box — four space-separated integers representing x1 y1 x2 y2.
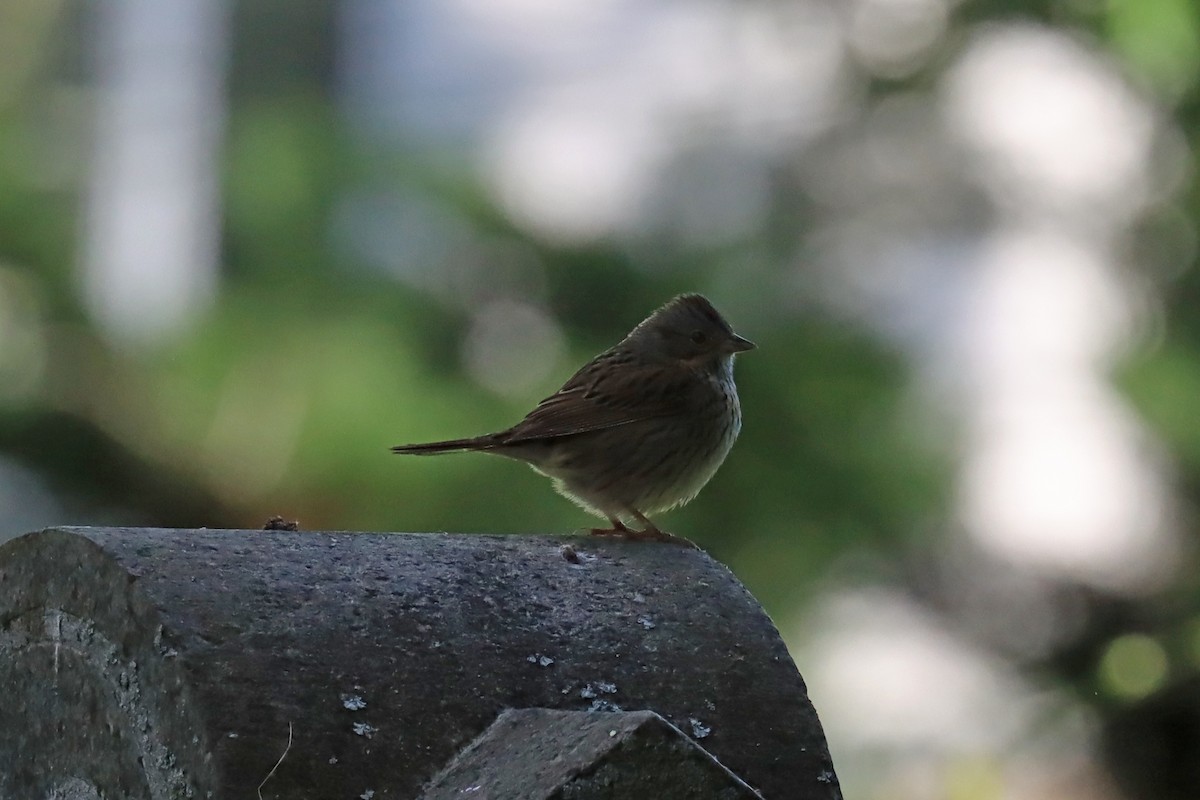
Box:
587 524 697 548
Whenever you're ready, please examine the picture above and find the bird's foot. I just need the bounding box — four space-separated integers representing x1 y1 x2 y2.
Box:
589 518 633 537
588 518 697 548
625 527 698 548
628 511 698 548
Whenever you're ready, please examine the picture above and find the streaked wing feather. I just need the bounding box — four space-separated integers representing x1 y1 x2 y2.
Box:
501 355 687 443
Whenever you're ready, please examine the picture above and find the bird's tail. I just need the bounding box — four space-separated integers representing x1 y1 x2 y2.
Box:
390 434 501 455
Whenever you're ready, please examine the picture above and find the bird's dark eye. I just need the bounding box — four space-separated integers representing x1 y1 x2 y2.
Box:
690 330 707 345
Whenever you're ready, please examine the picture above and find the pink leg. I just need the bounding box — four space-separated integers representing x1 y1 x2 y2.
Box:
589 517 631 537
623 510 697 548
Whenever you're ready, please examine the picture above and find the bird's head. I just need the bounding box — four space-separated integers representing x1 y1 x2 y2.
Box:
628 294 755 366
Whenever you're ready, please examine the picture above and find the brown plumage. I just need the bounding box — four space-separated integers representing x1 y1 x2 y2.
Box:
391 294 754 544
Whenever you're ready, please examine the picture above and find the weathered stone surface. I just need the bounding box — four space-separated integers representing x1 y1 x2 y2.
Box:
0 527 841 799
421 708 764 799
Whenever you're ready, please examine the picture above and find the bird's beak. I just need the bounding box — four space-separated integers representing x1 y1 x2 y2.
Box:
726 334 756 353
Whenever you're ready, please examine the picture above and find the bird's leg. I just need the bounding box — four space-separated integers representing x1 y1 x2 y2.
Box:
624 510 698 549
588 513 697 548
589 517 632 537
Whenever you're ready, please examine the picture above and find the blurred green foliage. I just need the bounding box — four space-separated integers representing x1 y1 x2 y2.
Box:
0 3 959 661
0 0 1194 602
2 2 1200 797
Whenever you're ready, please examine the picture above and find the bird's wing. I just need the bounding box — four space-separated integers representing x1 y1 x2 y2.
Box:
501 352 691 443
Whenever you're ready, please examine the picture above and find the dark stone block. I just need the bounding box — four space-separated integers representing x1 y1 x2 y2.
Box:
421 708 764 799
0 527 841 799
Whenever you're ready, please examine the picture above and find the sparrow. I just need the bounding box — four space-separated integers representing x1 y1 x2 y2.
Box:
391 294 754 544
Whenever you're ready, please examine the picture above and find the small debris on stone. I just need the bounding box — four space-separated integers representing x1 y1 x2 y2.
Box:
342 694 367 711
262 516 299 531
588 699 622 712
580 681 619 705
580 681 618 701
689 718 712 739
526 654 555 668
560 544 581 564
636 615 656 630
352 722 376 738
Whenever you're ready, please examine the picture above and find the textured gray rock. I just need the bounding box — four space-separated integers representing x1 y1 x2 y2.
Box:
421 708 764 799
0 527 841 799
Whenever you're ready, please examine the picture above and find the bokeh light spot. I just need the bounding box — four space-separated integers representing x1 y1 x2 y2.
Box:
1099 634 1168 699
463 300 566 399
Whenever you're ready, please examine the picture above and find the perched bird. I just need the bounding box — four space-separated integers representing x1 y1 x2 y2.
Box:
391 294 754 544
